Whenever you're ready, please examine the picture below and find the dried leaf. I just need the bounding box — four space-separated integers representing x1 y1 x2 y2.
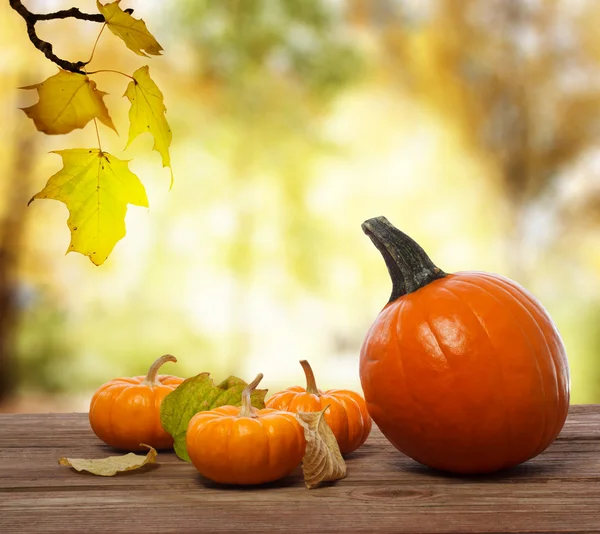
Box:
21 70 116 135
97 0 163 57
296 406 347 489
124 66 173 185
29 149 148 266
160 372 267 462
58 444 157 476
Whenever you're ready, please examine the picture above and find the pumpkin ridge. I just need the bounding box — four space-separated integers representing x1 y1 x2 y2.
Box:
392 299 430 446
412 294 477 457
90 383 125 446
207 416 233 482
420 303 450 369
267 389 300 411
95 381 128 396
117 377 144 385
326 394 350 449
279 412 305 467
476 272 568 423
152 389 162 445
474 273 565 452
109 385 136 448
89 393 106 443
260 415 273 472
520 306 568 443
289 392 321 413
277 391 295 410
225 418 233 483
451 277 550 461
438 283 512 469
154 386 175 445
334 393 365 452
476 276 559 454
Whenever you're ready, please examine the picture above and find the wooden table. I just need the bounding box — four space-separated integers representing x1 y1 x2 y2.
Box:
1 406 599 533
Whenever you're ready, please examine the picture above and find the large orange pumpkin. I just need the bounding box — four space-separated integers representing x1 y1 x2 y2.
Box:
187 373 306 485
359 216 570 474
266 360 372 454
89 354 183 451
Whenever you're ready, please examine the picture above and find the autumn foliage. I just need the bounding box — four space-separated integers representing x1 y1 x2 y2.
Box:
18 1 172 265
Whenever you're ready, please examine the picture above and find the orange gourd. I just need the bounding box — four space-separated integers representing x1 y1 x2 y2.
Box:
186 373 305 485
266 360 372 454
89 354 183 451
360 216 570 474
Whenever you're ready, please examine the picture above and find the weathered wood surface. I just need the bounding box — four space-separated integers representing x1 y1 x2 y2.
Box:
1 406 599 534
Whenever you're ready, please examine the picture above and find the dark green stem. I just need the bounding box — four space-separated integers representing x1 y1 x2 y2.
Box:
362 216 446 303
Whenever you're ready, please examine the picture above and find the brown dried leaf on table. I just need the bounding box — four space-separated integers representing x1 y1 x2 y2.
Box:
58 444 157 476
296 406 347 489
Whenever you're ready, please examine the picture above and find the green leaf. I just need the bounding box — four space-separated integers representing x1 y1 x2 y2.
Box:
160 373 267 461
215 375 269 408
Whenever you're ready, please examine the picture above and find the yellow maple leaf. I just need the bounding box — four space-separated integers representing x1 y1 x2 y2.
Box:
97 0 163 57
124 65 173 185
21 70 116 135
29 149 149 266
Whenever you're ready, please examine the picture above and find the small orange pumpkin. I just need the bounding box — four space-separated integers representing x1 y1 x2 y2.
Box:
266 360 372 454
186 373 305 485
89 354 183 451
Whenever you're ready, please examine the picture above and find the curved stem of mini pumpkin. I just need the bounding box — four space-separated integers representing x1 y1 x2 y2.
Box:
237 373 263 418
142 354 177 386
299 360 320 396
362 216 446 303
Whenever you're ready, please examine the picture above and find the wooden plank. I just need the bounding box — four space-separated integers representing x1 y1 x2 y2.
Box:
0 406 599 533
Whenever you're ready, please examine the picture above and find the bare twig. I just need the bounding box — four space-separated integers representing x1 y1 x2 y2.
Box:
8 0 133 73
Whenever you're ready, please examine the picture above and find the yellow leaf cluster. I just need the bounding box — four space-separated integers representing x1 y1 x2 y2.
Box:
30 149 148 266
22 2 170 265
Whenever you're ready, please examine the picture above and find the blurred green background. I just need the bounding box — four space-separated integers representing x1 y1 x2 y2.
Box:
1 0 599 412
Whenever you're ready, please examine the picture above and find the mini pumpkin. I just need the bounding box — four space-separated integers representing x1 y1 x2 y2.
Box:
360 216 571 474
186 373 305 485
266 360 372 454
89 354 183 451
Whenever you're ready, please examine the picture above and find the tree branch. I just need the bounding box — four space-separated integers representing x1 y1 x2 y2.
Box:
36 7 105 23
9 0 133 73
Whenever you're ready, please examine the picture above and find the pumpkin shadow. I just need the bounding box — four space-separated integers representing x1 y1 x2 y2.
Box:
194 465 304 490
343 442 378 461
394 459 560 481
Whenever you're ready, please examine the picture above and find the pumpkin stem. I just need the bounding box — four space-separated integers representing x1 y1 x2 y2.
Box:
237 373 263 418
300 360 320 396
142 354 177 386
362 216 446 302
